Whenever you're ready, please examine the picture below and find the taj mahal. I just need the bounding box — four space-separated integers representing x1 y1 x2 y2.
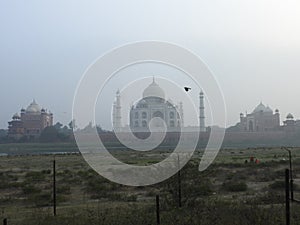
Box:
112 78 206 133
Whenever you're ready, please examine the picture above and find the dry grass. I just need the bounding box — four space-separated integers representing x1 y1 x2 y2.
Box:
0 146 299 224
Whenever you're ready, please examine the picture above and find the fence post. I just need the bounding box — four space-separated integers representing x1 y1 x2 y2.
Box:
156 195 160 225
3 218 7 225
53 159 56 216
288 151 294 201
178 169 182 208
285 169 290 225
177 154 182 208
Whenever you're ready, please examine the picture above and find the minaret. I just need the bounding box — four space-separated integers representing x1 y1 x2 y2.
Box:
179 102 184 127
114 89 122 131
199 91 206 132
112 102 116 129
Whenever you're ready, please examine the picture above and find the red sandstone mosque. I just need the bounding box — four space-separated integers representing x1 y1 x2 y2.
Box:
228 102 300 133
8 100 53 140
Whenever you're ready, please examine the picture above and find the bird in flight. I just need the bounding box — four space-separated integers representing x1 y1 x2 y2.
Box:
184 87 191 92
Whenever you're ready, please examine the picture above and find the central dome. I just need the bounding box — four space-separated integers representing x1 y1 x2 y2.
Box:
253 102 274 113
26 100 41 113
253 102 267 113
142 78 165 99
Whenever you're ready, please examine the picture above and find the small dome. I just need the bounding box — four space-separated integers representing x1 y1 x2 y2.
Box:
13 113 20 119
287 113 294 120
275 109 279 113
142 78 165 99
26 100 41 113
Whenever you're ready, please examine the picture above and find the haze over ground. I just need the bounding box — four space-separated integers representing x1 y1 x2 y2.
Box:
1 0 300 129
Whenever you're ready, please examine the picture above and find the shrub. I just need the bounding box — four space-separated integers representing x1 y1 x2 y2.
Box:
22 185 42 195
25 171 46 182
269 181 285 190
57 185 71 195
41 169 51 174
222 181 248 192
31 192 52 207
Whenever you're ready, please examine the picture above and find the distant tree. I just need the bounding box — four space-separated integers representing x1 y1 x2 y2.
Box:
57 125 71 141
54 122 63 131
0 129 8 143
19 135 29 143
62 125 69 131
96 125 104 133
96 125 109 133
0 129 7 138
39 126 59 142
68 119 76 130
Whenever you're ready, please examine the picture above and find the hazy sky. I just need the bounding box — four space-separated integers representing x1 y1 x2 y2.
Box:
1 0 300 129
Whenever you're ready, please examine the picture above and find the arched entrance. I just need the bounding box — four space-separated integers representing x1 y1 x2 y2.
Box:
249 120 254 132
152 111 164 127
152 111 164 119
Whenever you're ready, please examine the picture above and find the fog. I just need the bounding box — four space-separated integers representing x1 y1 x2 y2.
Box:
1 0 300 129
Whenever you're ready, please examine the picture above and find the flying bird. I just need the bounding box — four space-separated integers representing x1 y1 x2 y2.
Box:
184 87 191 92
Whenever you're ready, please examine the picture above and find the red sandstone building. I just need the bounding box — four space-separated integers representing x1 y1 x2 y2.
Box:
8 100 53 140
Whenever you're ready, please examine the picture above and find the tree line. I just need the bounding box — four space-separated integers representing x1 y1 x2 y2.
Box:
0 121 109 143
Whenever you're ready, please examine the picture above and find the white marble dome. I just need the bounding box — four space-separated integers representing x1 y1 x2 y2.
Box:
287 113 294 119
142 79 165 99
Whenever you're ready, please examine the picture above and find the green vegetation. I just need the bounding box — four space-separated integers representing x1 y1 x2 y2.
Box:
222 180 248 192
0 146 300 224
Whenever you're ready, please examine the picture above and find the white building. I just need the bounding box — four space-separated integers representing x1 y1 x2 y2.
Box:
112 78 206 133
